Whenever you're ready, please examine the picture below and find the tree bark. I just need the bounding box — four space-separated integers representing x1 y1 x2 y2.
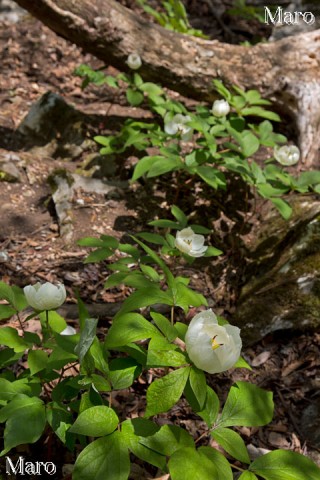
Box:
13 0 320 167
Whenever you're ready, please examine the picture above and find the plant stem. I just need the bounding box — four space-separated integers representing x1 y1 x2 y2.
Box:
171 306 174 325
16 312 24 332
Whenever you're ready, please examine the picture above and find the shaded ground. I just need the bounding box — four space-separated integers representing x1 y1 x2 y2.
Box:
0 4 319 478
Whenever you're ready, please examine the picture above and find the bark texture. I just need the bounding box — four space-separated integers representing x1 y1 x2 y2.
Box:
13 0 320 166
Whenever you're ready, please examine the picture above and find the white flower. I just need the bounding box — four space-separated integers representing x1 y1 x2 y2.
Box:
274 145 300 166
185 309 242 374
60 325 76 336
212 99 230 117
164 113 193 141
24 282 66 311
127 53 142 70
175 227 208 258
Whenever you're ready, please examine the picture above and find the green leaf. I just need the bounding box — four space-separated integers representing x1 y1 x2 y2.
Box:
0 304 16 321
197 386 220 427
133 72 143 87
131 236 175 287
219 381 274 427
105 313 161 348
0 282 15 305
150 311 178 342
149 219 181 229
126 88 144 106
240 131 260 157
104 272 128 288
69 406 119 437
109 357 142 389
168 447 218 480
171 281 207 312
199 446 233 480
147 156 182 178
239 473 259 480
140 424 194 456
78 235 119 249
140 82 163 96
270 197 292 220
136 232 166 245
0 394 46 455
145 366 190 417
171 205 188 227
46 346 77 371
196 165 225 189
174 321 188 341
147 336 188 367
73 431 130 480
89 374 112 393
121 418 165 470
132 155 164 181
83 247 113 264
0 327 29 352
0 378 32 401
234 356 252 369
204 246 223 257
249 449 320 480
211 427 250 464
46 402 73 444
88 337 109 375
28 349 48 375
188 366 207 411
213 79 232 101
241 107 280 121
74 318 98 363
140 264 161 282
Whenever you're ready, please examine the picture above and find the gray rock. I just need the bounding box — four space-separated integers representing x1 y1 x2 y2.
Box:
235 196 320 345
0 0 26 23
0 160 20 182
17 91 91 159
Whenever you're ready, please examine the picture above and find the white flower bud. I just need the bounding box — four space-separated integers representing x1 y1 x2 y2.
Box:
274 145 300 166
185 309 242 374
164 113 193 141
127 53 142 70
24 282 66 311
175 227 208 258
60 325 77 336
212 99 230 117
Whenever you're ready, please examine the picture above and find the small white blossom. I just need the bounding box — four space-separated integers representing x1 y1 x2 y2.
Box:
185 309 242 374
274 145 300 166
212 99 230 117
127 53 142 70
24 282 66 311
164 113 193 141
60 325 77 336
175 227 207 258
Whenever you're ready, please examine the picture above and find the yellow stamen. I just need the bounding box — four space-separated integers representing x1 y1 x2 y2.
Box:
211 335 223 351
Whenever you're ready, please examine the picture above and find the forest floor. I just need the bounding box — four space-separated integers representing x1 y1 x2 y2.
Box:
0 3 319 478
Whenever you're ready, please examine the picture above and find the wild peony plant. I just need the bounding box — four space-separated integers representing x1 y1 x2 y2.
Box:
164 113 193 141
211 99 230 117
274 144 300 166
185 309 242 373
0 222 320 479
23 282 66 311
126 52 142 70
175 227 208 257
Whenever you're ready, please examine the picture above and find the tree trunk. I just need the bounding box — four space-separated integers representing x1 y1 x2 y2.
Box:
13 0 320 167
